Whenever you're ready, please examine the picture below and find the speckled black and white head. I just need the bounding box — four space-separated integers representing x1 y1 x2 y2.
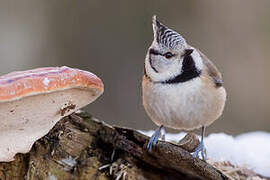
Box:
145 16 203 84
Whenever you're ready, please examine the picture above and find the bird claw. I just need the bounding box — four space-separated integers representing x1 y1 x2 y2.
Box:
192 141 207 161
147 125 163 152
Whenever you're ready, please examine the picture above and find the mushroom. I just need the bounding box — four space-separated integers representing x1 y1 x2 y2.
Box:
0 66 104 161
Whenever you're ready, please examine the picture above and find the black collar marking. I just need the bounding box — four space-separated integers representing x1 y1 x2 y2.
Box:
162 49 201 84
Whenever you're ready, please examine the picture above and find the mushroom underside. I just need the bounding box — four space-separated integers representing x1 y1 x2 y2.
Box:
0 87 101 162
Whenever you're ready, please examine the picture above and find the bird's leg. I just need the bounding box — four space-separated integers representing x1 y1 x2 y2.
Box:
147 125 164 152
193 126 207 160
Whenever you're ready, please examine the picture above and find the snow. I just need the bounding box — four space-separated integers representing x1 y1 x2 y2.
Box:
140 130 270 177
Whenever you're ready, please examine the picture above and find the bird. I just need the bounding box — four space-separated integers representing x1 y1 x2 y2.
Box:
142 15 226 160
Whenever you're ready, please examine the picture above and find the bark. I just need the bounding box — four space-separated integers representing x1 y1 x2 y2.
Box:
0 112 259 180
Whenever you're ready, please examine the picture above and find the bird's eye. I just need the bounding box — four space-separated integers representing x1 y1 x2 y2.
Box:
164 52 174 59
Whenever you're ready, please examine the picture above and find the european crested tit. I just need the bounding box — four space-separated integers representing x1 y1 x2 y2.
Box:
142 16 226 160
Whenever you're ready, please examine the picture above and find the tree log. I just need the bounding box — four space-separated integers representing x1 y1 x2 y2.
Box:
0 112 231 180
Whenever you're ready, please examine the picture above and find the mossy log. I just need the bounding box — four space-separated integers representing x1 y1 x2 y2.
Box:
0 112 229 180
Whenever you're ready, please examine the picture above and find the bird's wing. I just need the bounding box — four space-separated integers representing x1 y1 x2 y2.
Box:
197 49 223 87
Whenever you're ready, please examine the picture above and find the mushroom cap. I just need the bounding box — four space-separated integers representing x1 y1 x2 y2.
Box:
0 66 103 102
0 66 104 161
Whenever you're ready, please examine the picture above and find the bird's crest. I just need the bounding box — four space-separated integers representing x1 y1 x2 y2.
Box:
152 15 186 49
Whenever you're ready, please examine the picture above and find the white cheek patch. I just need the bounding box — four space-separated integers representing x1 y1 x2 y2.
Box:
145 54 183 82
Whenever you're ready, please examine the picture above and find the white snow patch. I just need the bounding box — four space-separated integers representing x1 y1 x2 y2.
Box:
43 77 50 86
206 132 270 177
140 130 270 177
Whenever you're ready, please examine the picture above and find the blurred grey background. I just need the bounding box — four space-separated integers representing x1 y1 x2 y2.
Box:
0 0 269 135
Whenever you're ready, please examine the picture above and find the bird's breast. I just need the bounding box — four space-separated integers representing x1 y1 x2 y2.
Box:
142 76 226 130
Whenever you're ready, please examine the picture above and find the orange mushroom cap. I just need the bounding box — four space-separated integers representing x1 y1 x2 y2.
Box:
0 66 104 102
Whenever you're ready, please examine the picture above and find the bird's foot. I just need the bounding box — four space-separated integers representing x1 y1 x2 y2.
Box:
147 125 163 152
192 141 207 161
